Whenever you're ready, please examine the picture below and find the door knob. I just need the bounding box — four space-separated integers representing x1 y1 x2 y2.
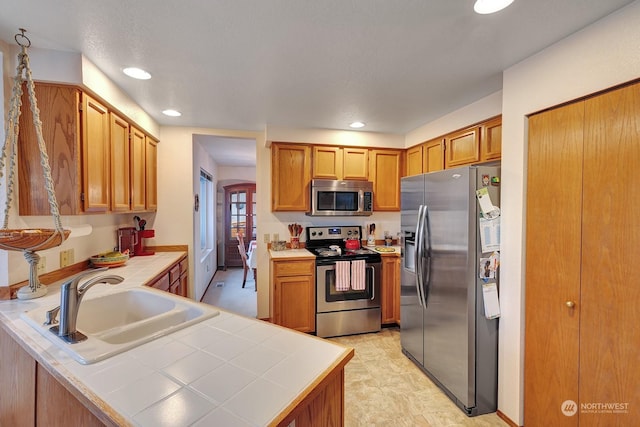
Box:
565 301 576 308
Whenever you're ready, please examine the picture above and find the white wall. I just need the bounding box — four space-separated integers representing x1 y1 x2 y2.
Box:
498 2 640 424
192 140 219 301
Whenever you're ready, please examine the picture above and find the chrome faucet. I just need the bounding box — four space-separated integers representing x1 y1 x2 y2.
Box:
46 267 124 343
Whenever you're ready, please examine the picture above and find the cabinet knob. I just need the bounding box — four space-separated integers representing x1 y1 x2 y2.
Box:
565 301 576 308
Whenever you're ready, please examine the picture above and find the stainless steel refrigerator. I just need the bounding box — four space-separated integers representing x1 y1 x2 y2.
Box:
400 165 499 416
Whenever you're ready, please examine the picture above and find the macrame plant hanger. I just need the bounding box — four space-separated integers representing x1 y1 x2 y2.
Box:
0 29 70 299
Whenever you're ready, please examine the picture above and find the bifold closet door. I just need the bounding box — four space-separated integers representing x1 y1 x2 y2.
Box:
525 101 584 427
580 82 640 423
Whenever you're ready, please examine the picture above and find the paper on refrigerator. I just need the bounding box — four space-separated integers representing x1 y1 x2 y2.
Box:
479 215 500 253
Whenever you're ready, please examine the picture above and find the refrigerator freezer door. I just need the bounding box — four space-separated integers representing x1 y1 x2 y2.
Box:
400 174 425 366
422 167 477 409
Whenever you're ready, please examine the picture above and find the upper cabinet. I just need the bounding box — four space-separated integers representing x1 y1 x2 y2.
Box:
271 142 312 211
312 146 368 180
405 138 445 176
404 116 501 177
480 116 502 162
145 137 159 211
369 149 402 211
18 82 159 215
445 126 480 168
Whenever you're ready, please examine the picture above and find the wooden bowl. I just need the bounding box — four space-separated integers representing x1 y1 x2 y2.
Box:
0 229 70 251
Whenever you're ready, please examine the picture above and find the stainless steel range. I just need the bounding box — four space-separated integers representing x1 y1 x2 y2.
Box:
306 226 381 338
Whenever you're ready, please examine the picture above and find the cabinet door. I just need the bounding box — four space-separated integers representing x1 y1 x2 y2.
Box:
405 146 423 176
381 256 400 324
342 147 368 180
525 102 584 427
580 83 640 423
145 137 158 211
312 146 342 179
271 143 311 211
369 149 402 211
130 126 147 211
18 84 82 215
445 127 480 168
110 112 131 212
423 138 444 172
82 94 110 212
0 326 36 426
480 116 502 162
274 275 315 332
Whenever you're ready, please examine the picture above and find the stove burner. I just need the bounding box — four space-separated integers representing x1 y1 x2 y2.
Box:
317 250 340 257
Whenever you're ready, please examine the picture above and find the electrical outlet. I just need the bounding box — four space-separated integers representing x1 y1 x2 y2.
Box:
37 256 46 275
67 248 75 264
263 233 270 243
60 250 69 268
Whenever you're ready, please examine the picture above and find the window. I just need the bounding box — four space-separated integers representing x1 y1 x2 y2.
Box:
200 170 213 251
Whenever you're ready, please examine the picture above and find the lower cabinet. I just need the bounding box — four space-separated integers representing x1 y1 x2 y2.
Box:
146 254 188 297
0 326 109 426
271 258 316 333
381 255 400 325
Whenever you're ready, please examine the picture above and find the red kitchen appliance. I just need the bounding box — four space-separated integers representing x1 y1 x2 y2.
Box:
134 229 155 256
117 227 137 257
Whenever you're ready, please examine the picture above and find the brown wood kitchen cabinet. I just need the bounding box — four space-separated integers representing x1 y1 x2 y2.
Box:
480 116 502 162
19 84 110 215
145 136 159 211
381 254 401 325
312 145 368 180
271 142 312 212
271 258 315 333
525 82 640 425
405 138 445 176
18 82 159 215
368 149 403 211
109 112 131 212
146 254 188 297
444 125 480 168
0 326 107 426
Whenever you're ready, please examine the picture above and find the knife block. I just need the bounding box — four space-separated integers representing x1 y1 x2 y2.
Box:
134 229 155 256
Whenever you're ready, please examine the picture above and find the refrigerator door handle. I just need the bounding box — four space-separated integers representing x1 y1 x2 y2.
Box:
423 204 432 308
368 265 376 300
415 205 425 308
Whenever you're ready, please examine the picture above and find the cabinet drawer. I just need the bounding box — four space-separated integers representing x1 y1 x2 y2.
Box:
179 257 188 274
149 273 170 292
273 260 314 277
169 264 181 283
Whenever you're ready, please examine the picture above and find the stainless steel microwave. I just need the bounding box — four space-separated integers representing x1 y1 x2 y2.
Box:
307 179 374 216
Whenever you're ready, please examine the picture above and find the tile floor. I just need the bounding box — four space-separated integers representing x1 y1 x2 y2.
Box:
330 328 507 427
200 268 257 318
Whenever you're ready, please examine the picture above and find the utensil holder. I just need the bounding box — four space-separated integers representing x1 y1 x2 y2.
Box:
290 237 300 249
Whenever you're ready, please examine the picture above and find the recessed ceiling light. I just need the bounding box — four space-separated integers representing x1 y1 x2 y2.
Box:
162 109 182 117
474 0 514 14
122 67 151 80
349 121 365 129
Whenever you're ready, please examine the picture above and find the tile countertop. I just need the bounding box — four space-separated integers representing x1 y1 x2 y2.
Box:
0 252 353 427
268 248 316 259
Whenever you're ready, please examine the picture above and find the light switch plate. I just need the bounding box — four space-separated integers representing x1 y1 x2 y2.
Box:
263 233 270 243
37 256 46 274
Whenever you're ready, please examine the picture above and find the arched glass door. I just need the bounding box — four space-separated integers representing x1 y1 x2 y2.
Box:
224 183 256 268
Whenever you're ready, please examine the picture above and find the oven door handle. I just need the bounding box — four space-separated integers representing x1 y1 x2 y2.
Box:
367 265 375 300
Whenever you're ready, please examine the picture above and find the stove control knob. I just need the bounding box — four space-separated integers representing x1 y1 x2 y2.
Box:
318 231 323 236
311 231 316 236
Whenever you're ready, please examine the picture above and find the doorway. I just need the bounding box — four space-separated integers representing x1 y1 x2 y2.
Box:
224 183 256 268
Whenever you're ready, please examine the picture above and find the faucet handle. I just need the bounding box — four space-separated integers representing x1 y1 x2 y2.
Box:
44 306 60 325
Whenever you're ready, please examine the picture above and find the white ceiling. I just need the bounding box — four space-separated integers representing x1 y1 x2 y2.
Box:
0 0 635 166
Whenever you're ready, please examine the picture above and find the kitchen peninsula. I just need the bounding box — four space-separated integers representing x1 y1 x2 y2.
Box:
0 253 353 426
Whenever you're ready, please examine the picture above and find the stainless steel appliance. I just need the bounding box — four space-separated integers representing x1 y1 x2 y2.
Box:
306 226 381 338
400 165 500 416
307 179 373 216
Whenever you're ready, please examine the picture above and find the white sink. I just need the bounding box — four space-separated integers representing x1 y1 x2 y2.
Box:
21 287 219 364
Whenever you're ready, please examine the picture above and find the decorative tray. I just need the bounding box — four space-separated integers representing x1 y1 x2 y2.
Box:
374 247 396 253
90 250 130 268
0 229 70 251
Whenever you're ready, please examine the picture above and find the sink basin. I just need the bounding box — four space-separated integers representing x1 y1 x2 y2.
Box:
21 287 219 364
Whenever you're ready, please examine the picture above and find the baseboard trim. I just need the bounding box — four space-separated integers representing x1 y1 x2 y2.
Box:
496 410 520 427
